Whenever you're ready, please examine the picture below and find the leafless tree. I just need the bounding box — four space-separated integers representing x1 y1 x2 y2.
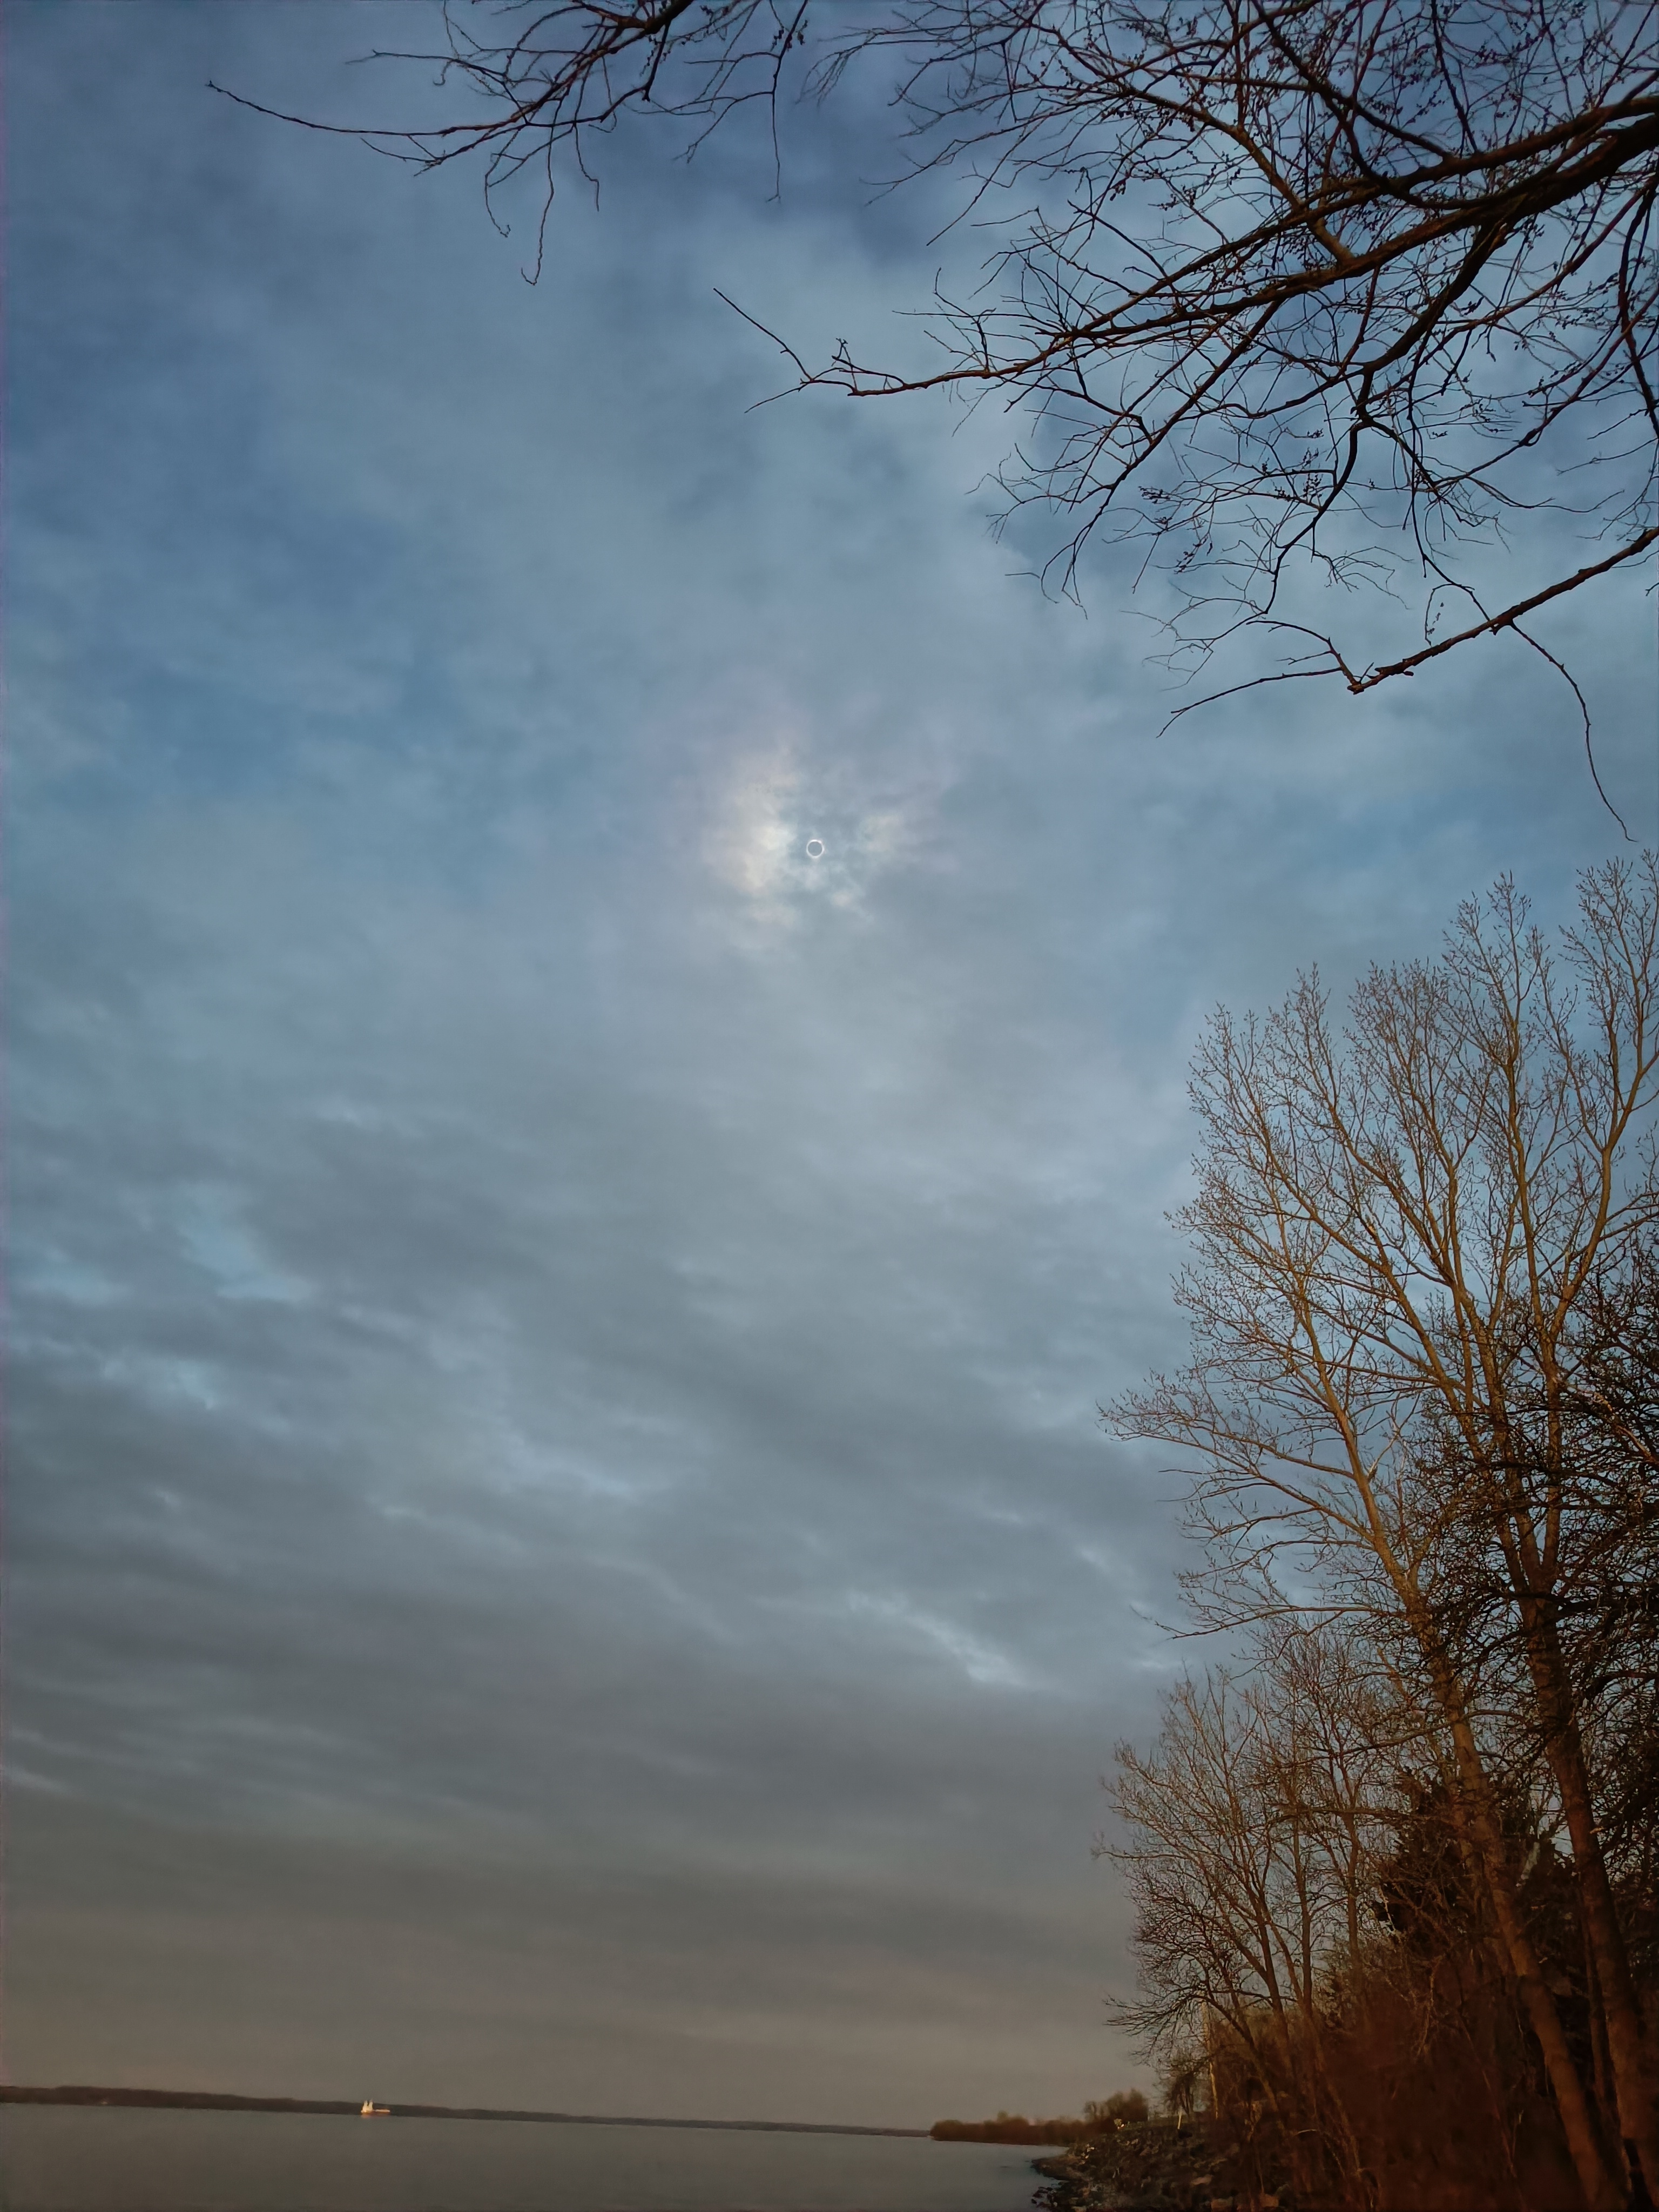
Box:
1555 1258 1659 1891
1103 1618 1510 2204
1109 859 1659 2208
222 2 1659 737
1105 1653 1383 2202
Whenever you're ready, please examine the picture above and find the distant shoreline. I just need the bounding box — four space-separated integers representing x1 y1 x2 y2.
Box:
0 2085 930 2139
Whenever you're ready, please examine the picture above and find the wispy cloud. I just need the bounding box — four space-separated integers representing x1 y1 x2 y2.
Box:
5 0 1653 2132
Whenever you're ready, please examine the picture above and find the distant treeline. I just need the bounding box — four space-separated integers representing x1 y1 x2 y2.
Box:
930 2092 1148 2144
0 2086 924 2137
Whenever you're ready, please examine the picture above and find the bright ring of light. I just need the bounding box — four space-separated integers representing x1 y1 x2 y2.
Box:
805 838 826 859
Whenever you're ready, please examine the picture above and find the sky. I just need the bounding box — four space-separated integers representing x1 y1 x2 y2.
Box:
3 0 1655 2132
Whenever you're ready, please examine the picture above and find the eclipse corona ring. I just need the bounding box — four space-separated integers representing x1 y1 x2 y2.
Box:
805 839 825 859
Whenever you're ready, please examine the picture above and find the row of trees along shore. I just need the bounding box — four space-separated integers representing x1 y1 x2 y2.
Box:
1100 862 1659 2212
931 2091 1148 2144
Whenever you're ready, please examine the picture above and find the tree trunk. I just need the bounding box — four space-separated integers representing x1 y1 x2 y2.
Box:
1519 1601 1659 2207
1466 1789 1622 2209
1416 1626 1623 2209
1585 1911 1621 2163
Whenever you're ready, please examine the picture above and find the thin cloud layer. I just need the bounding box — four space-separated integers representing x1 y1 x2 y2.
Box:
4 0 1654 2130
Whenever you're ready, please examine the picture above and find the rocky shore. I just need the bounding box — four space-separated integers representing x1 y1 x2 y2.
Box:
1034 2120 1287 2212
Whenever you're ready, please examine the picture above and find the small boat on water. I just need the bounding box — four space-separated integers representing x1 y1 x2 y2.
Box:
359 2100 391 2117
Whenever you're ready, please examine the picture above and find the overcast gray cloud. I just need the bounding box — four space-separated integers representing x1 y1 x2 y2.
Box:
4 0 1655 2132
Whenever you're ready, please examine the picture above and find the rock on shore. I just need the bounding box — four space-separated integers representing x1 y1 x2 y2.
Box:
1033 2120 1284 2212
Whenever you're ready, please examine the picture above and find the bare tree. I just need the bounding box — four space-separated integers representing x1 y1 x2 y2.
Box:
1555 1254 1659 1934
1109 859 1659 2208
1106 1658 1377 2203
1112 1620 1573 2184
222 2 1659 733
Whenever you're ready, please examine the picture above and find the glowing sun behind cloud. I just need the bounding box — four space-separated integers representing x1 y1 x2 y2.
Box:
703 729 935 931
707 744 804 905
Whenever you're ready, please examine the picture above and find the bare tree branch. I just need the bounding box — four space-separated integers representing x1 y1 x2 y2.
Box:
225 2 1659 735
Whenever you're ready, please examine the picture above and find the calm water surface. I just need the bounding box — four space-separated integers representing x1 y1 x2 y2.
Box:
0 2109 1044 2212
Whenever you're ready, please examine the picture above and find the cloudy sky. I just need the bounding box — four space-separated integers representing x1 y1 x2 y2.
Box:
4 0 1654 2130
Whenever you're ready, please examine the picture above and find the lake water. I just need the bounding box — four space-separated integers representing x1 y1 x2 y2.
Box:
0 2109 1046 2212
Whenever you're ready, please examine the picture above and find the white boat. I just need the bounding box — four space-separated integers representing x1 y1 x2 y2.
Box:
359 2100 390 2117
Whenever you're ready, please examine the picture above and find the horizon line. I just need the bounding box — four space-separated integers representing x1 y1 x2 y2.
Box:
0 2084 932 2139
